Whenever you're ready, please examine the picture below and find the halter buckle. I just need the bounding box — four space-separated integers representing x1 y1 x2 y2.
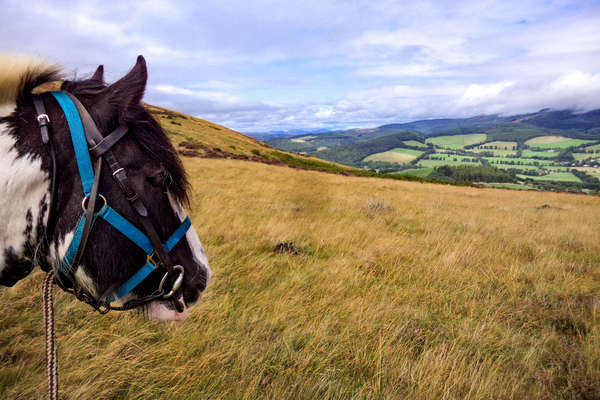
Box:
146 252 160 268
37 113 50 126
159 265 184 299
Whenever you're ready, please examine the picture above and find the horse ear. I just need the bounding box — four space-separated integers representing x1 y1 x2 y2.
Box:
105 55 147 112
90 65 104 82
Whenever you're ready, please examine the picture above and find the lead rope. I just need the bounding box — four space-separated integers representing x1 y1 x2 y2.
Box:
42 271 59 400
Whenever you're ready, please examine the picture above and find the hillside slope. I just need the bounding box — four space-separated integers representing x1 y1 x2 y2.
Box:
145 104 359 175
1 155 599 399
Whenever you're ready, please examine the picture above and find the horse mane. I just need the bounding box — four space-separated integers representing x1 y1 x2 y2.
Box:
0 54 62 105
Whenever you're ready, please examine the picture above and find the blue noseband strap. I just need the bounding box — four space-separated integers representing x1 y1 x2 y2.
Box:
51 91 191 303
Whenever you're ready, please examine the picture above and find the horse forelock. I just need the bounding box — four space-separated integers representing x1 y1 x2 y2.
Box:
0 54 62 106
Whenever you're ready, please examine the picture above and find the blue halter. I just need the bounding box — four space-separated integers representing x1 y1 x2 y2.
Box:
50 91 191 305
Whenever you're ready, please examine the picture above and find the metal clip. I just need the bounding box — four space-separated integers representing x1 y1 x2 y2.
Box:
159 265 185 299
37 113 50 126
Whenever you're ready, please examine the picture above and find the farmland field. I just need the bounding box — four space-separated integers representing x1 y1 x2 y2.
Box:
470 148 516 157
477 141 517 150
426 134 487 149
484 157 554 166
418 156 481 167
525 136 594 149
391 167 434 177
403 140 428 148
364 148 424 164
520 150 559 158
518 172 582 183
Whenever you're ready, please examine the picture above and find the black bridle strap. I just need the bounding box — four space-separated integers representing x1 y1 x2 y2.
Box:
33 95 59 270
69 158 103 273
89 125 128 157
65 94 174 272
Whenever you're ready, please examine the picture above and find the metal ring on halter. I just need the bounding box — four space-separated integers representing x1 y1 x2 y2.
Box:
158 265 184 299
81 194 107 212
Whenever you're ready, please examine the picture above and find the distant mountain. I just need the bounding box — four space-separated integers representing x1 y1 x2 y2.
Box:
266 108 600 167
247 128 336 141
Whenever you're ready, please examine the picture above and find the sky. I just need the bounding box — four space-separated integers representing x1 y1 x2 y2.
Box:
2 0 600 133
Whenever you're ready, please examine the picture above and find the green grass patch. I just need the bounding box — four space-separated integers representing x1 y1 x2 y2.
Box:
572 153 598 161
520 150 560 159
478 141 517 150
470 148 517 157
485 183 534 190
402 140 428 148
391 167 434 177
525 136 594 149
518 172 582 183
484 157 554 166
426 134 487 149
364 148 424 164
418 156 481 167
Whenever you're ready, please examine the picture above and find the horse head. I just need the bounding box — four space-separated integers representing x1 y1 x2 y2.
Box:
0 55 210 321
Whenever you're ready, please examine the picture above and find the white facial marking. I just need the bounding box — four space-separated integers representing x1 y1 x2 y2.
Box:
167 192 211 283
147 300 188 322
74 267 97 298
0 120 50 274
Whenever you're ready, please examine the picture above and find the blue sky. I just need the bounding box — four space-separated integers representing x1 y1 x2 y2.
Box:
2 0 600 132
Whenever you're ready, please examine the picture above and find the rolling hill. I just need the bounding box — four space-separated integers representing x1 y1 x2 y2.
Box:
266 109 600 192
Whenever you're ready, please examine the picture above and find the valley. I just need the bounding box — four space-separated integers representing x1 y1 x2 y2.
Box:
267 109 600 193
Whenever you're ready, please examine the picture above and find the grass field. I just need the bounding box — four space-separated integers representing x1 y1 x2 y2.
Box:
426 134 487 149
418 155 481 168
484 157 554 166
520 150 559 159
1 105 600 399
470 148 517 157
477 141 517 150
391 167 434 178
581 143 600 152
364 148 424 164
402 140 428 148
1 158 599 399
518 172 583 183
484 183 535 190
525 136 594 149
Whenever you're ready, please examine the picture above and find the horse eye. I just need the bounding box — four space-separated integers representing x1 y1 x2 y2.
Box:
148 170 168 187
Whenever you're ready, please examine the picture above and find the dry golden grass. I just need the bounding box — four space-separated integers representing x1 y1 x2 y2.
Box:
1 156 599 399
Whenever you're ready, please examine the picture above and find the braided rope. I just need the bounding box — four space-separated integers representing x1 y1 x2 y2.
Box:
42 271 58 400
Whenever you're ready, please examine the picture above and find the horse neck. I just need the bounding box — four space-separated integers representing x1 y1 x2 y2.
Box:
0 102 52 286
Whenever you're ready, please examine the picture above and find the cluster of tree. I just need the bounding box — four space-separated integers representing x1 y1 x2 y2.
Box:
427 165 517 183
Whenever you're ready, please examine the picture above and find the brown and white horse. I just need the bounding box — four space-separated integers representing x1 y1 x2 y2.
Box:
0 55 210 321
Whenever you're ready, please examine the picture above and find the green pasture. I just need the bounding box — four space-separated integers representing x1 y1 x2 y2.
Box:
525 136 594 149
426 134 487 149
484 157 554 166
469 148 517 157
581 143 600 152
390 167 434 177
484 183 534 190
418 156 481 168
363 148 424 164
402 140 428 148
477 141 517 150
520 150 559 159
517 172 582 183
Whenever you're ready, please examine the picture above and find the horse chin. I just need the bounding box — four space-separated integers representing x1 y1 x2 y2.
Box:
146 297 188 322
